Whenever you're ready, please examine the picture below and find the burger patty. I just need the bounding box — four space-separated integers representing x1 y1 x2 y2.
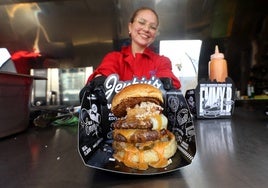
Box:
113 129 168 143
112 97 161 117
113 118 152 129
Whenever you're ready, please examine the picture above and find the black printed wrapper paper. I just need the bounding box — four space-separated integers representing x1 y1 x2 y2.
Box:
78 74 196 175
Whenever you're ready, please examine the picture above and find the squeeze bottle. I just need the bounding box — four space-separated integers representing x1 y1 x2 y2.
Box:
209 45 228 82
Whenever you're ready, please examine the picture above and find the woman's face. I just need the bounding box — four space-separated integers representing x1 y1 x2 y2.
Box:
128 9 159 48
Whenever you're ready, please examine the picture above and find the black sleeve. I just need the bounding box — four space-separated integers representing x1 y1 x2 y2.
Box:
159 77 174 90
79 76 107 104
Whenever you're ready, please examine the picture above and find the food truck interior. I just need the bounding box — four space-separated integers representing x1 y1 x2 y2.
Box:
0 0 267 105
0 0 267 187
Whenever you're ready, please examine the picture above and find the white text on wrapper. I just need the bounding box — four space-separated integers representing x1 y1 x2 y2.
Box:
199 83 234 117
104 74 163 102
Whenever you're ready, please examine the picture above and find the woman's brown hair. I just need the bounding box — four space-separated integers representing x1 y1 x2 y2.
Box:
129 7 159 26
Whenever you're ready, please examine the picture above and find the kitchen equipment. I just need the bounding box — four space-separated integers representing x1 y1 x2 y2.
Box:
0 72 45 138
30 67 92 106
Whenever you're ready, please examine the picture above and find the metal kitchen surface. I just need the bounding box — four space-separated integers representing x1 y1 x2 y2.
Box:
0 100 267 187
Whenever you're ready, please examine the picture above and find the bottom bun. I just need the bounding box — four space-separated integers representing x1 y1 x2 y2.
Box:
112 130 177 170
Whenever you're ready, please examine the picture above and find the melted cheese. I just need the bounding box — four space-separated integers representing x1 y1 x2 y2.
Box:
113 131 177 170
149 141 169 168
123 145 148 170
150 114 168 130
114 114 167 141
114 129 136 140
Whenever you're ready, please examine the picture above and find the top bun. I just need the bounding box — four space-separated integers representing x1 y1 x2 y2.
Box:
111 84 163 117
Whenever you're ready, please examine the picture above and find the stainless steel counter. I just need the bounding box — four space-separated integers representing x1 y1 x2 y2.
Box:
0 100 267 188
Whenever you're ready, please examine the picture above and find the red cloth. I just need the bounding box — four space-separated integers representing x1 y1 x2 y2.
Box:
11 51 41 74
87 46 181 89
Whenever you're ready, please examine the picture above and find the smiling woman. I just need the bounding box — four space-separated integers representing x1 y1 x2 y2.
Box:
80 7 181 101
128 7 159 52
80 7 181 100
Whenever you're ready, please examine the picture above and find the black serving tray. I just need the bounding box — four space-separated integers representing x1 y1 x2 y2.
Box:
78 75 196 175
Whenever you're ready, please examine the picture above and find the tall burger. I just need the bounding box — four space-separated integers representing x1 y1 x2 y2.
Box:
111 83 177 170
